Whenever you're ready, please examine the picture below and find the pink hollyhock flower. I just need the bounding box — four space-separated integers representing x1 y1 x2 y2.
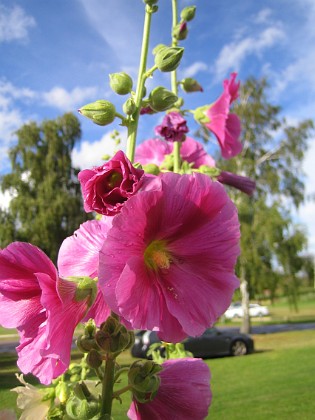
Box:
128 358 212 420
99 172 240 342
0 242 95 384
135 137 215 169
58 219 112 326
155 111 189 142
204 73 242 159
218 171 256 196
78 150 144 216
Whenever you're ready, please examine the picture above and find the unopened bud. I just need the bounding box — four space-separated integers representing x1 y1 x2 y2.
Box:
180 5 196 21
149 87 178 112
143 0 158 5
152 44 167 56
123 97 136 115
173 22 188 41
86 349 103 369
143 163 160 175
55 381 69 404
109 72 133 95
154 46 184 72
78 100 116 126
181 77 203 93
76 335 97 353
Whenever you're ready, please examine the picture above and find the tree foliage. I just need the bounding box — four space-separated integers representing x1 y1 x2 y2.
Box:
0 113 90 262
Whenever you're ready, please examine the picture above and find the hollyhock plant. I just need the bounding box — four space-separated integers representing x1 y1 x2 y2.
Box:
155 111 189 142
58 219 112 326
128 358 212 420
218 170 256 196
0 242 96 384
135 136 215 168
99 172 240 342
78 150 145 216
200 73 242 159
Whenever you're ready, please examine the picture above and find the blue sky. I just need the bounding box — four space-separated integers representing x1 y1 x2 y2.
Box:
0 0 314 254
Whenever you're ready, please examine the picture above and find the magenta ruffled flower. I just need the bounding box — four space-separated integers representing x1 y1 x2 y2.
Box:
58 219 112 326
135 137 215 169
78 150 144 216
128 358 212 420
0 243 95 384
218 171 256 196
99 172 240 342
204 73 242 159
155 111 189 142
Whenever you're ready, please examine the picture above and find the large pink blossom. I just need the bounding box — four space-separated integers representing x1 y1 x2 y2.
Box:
99 172 240 342
135 137 215 168
128 358 212 420
0 242 95 384
58 219 112 326
205 73 242 159
78 150 144 216
155 111 189 142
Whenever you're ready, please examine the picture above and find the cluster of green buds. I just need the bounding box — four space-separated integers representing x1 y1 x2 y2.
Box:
128 360 162 403
77 317 134 367
173 5 196 41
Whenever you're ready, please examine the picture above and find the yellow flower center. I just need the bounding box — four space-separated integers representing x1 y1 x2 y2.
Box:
144 240 172 271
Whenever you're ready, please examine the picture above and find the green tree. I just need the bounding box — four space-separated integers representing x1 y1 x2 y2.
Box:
219 78 314 332
0 113 90 263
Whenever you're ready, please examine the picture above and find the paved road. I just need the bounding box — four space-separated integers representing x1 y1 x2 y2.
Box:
0 323 314 353
221 322 315 335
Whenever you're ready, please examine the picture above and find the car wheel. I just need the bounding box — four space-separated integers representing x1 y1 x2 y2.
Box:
230 340 247 356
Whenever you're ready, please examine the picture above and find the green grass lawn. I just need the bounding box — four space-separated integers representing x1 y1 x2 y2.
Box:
1 329 314 419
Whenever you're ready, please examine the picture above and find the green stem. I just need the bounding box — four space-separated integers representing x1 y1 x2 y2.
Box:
171 0 181 173
100 357 116 417
126 5 153 163
113 384 133 399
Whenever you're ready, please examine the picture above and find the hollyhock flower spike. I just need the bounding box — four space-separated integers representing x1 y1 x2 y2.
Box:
58 218 112 326
99 172 240 342
155 111 189 142
0 242 96 384
128 358 212 420
78 150 144 216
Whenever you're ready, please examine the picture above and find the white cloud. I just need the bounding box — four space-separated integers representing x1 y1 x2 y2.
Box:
180 61 208 78
254 8 273 24
213 26 285 79
0 4 36 43
78 0 143 67
72 131 127 169
42 86 98 111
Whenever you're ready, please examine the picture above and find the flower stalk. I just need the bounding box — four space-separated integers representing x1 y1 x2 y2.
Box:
171 0 181 173
126 4 154 162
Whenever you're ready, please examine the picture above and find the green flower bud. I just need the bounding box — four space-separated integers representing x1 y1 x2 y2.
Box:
84 319 96 338
86 349 103 369
143 163 161 175
66 396 99 420
76 334 97 353
149 86 178 112
78 100 116 126
152 43 167 56
154 46 184 72
181 77 203 93
143 0 158 5
173 22 188 41
109 72 133 95
128 360 162 402
180 5 196 21
123 97 136 115
55 381 69 404
198 165 221 177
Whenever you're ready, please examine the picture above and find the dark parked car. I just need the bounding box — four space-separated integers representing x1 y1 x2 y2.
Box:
131 327 254 359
